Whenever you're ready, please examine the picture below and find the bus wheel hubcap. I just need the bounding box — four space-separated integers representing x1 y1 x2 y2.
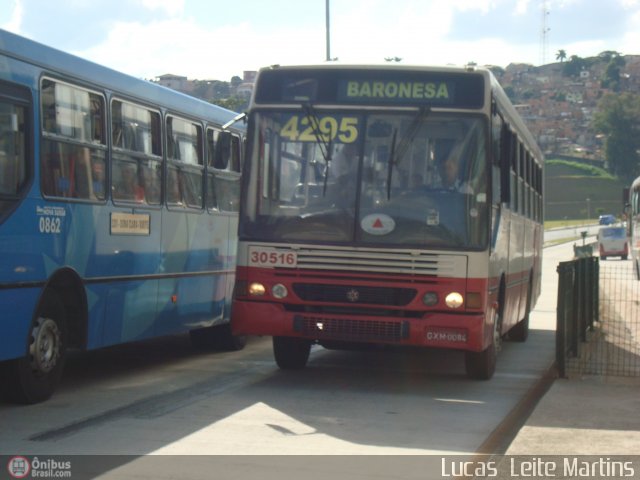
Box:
29 318 61 374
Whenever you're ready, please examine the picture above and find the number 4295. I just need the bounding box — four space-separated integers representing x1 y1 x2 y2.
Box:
280 115 359 143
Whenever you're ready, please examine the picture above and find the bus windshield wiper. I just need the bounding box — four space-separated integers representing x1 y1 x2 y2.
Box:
386 107 430 200
303 103 334 196
396 106 430 163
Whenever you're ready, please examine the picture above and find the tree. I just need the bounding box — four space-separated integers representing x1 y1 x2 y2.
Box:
562 55 587 77
602 55 626 91
488 66 505 78
556 49 567 62
210 96 248 113
592 92 640 182
230 76 243 89
598 50 621 62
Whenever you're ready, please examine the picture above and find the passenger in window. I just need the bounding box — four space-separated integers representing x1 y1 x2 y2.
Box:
167 169 182 204
140 166 160 204
91 161 106 200
115 164 144 202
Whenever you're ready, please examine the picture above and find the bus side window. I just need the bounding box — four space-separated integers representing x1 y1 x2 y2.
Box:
0 103 28 196
214 131 231 169
207 131 240 212
40 79 106 201
206 128 218 209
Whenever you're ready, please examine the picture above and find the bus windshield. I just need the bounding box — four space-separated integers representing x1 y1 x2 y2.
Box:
242 111 488 249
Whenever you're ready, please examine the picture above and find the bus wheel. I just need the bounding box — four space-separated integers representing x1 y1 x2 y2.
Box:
189 324 247 351
509 312 529 342
273 336 311 369
465 307 499 380
510 283 531 343
5 292 67 404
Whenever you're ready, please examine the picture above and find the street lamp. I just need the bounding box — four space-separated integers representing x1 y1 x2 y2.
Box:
325 0 331 61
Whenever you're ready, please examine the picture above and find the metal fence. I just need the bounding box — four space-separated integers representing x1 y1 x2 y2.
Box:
557 255 640 377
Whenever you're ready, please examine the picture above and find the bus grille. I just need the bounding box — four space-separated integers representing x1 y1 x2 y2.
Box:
293 315 408 342
249 244 467 278
292 283 416 306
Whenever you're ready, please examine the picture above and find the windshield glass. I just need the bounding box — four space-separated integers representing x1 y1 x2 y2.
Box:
241 110 488 249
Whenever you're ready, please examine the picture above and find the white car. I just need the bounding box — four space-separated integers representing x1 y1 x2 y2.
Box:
597 226 628 260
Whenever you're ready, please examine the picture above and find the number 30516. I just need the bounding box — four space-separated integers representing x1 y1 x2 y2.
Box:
249 248 296 268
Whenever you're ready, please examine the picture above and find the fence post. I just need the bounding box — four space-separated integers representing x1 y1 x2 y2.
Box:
571 259 580 355
579 258 588 342
591 257 600 322
556 261 574 378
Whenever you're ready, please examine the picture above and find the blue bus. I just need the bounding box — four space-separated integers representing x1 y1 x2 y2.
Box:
0 29 246 403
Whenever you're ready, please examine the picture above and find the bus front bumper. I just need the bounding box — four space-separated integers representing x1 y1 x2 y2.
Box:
231 300 488 352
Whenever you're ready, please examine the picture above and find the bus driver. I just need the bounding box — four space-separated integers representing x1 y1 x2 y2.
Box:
437 144 472 193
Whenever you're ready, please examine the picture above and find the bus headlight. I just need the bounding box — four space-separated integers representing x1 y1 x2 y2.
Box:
422 291 439 306
272 283 288 299
248 282 266 296
445 292 464 309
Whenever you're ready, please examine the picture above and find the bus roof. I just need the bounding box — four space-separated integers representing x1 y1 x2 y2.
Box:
0 28 243 129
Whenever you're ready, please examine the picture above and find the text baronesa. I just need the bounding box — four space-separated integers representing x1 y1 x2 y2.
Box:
345 80 451 100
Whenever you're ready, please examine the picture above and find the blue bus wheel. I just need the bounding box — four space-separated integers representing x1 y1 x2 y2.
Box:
6 292 67 404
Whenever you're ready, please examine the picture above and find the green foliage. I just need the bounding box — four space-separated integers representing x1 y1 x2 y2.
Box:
592 92 640 182
545 159 615 179
210 96 249 113
544 159 626 220
602 55 626 91
556 49 567 62
562 55 587 77
488 66 505 77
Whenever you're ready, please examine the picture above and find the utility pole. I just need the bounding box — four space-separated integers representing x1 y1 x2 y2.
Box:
325 0 331 61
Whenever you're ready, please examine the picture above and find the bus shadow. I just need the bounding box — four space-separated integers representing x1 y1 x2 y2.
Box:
0 329 557 477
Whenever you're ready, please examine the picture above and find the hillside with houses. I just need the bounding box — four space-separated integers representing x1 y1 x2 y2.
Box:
495 53 640 162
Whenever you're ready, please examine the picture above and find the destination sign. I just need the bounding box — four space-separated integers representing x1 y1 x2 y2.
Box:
338 80 454 104
253 68 485 109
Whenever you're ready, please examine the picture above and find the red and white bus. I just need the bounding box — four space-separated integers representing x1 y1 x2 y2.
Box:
231 64 543 379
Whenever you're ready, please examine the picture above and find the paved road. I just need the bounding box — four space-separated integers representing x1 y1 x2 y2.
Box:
0 242 576 479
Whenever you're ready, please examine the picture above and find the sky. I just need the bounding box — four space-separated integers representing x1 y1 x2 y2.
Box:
1 0 639 82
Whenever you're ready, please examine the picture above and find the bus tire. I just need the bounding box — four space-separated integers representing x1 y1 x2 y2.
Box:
213 324 247 351
465 306 499 380
509 313 529 342
5 292 67 404
510 279 531 342
189 324 247 351
273 336 311 369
